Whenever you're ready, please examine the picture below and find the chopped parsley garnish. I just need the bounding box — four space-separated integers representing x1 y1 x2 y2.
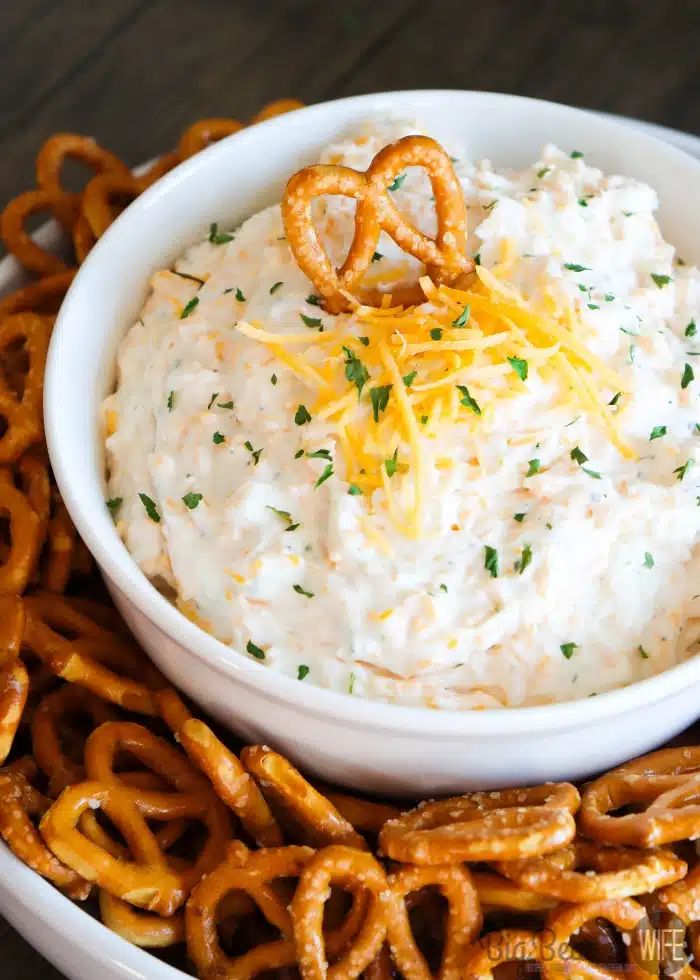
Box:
564 263 590 273
588 303 599 310
294 449 304 459
300 313 322 328
244 441 262 465
106 497 122 514
246 640 265 660
294 404 312 425
420 415 429 425
577 198 589 208
370 385 392 423
267 282 283 296
387 172 407 191
452 304 471 327
182 492 202 510
371 251 383 262
644 552 654 569
218 400 234 409
526 458 540 477
456 384 481 415
513 512 526 523
686 320 697 338
348 672 356 694
639 646 649 660
208 222 234 245
212 431 225 445
358 336 370 347
609 392 622 406
138 492 160 523
674 458 694 481
605 293 615 302
537 166 551 178
507 355 528 381
207 392 219 410
297 664 310 680
484 545 499 578
439 583 448 593
515 544 533 575
180 296 199 319
649 425 667 441
342 346 369 396
570 446 588 465
307 448 332 459
314 463 334 488
293 584 314 598
233 288 245 302
385 449 399 478
348 484 363 496
560 642 578 659
581 467 602 479
570 150 584 158
266 506 297 529
402 370 417 387
430 327 443 340
271 374 277 385
651 273 672 288
474 253 481 265
306 294 321 306
167 390 175 411
681 363 695 389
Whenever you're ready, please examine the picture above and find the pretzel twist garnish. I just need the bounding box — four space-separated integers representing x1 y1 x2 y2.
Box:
579 747 700 847
137 151 181 189
98 889 186 948
31 684 118 796
0 767 89 898
497 839 687 903
241 744 367 849
472 870 558 913
35 133 131 230
282 134 472 314
313 783 401 835
0 314 50 465
0 189 74 276
0 659 28 765
250 98 304 124
81 172 143 239
0 594 25 665
385 863 482 980
0 269 75 318
178 118 245 160
157 689 282 846
0 469 43 593
463 929 542 978
539 898 650 979
23 593 161 714
291 844 390 979
379 783 579 864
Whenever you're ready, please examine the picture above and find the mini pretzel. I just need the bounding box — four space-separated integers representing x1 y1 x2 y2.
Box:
99 889 186 948
472 870 558 913
71 213 95 263
385 864 482 980
0 269 75 318
379 783 579 865
579 746 700 847
463 929 542 979
178 118 245 160
39 780 214 914
291 844 390 979
540 898 650 979
35 133 131 230
241 744 367 849
0 314 51 465
282 134 472 314
23 593 161 714
31 684 119 796
0 594 25 664
0 659 28 764
186 842 315 977
497 839 687 903
314 783 401 835
250 98 304 124
137 150 181 189
157 689 283 847
0 189 74 276
0 468 43 593
0 766 89 899
81 172 142 239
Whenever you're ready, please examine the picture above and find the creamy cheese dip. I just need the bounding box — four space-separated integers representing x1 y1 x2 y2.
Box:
103 121 700 709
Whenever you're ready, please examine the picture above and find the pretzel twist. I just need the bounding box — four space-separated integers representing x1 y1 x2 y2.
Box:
178 118 245 160
282 134 472 313
0 314 50 466
0 468 43 593
463 929 542 979
0 189 73 276
0 594 25 665
0 659 28 764
0 270 75 318
379 783 579 864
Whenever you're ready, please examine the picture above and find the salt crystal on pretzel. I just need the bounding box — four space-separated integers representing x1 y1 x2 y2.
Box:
282 134 473 313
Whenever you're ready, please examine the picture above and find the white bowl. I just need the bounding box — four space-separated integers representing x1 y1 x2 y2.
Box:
45 91 700 796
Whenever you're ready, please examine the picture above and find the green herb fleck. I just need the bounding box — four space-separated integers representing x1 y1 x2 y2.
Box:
515 544 533 575
342 346 370 396
315 463 334 488
484 545 499 578
474 253 481 265
244 441 262 465
293 584 314 598
430 327 443 340
294 404 311 425
674 458 694 481
452 304 471 327
686 320 697 338
588 303 599 310
209 222 234 245
638 645 649 660
106 497 122 514
439 583 448 593
526 459 540 477
651 273 672 289
403 370 417 387
207 392 219 410
456 385 481 415
180 296 199 319
682 363 695 389
182 492 202 510
507 355 528 381
387 173 407 191
167 390 175 411
570 150 584 159
294 449 304 459
581 467 602 479
266 506 296 528
306 294 321 306
570 446 588 465
300 313 322 328
578 198 589 208
307 449 332 459
348 672 356 694
537 166 551 179
246 640 265 660
609 392 622 406
371 251 383 263
561 642 578 659
297 664 310 680
348 484 363 496
358 336 370 347
212 431 225 445
649 425 667 441
269 281 283 294
370 385 392 423
385 449 399 478
513 512 526 523
564 263 590 273
644 552 654 569
139 492 160 522
271 374 277 385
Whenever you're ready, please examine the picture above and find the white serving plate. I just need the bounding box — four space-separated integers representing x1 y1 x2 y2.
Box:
1 106 699 980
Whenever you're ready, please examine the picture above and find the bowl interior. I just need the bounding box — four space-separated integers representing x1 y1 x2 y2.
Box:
45 89 700 733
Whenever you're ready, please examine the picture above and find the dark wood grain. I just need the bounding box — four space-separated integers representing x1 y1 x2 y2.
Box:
1 0 698 975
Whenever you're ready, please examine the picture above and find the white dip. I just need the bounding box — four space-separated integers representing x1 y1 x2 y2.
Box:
103 121 700 709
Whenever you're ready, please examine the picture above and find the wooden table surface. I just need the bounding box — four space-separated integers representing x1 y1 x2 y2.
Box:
1 0 699 975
